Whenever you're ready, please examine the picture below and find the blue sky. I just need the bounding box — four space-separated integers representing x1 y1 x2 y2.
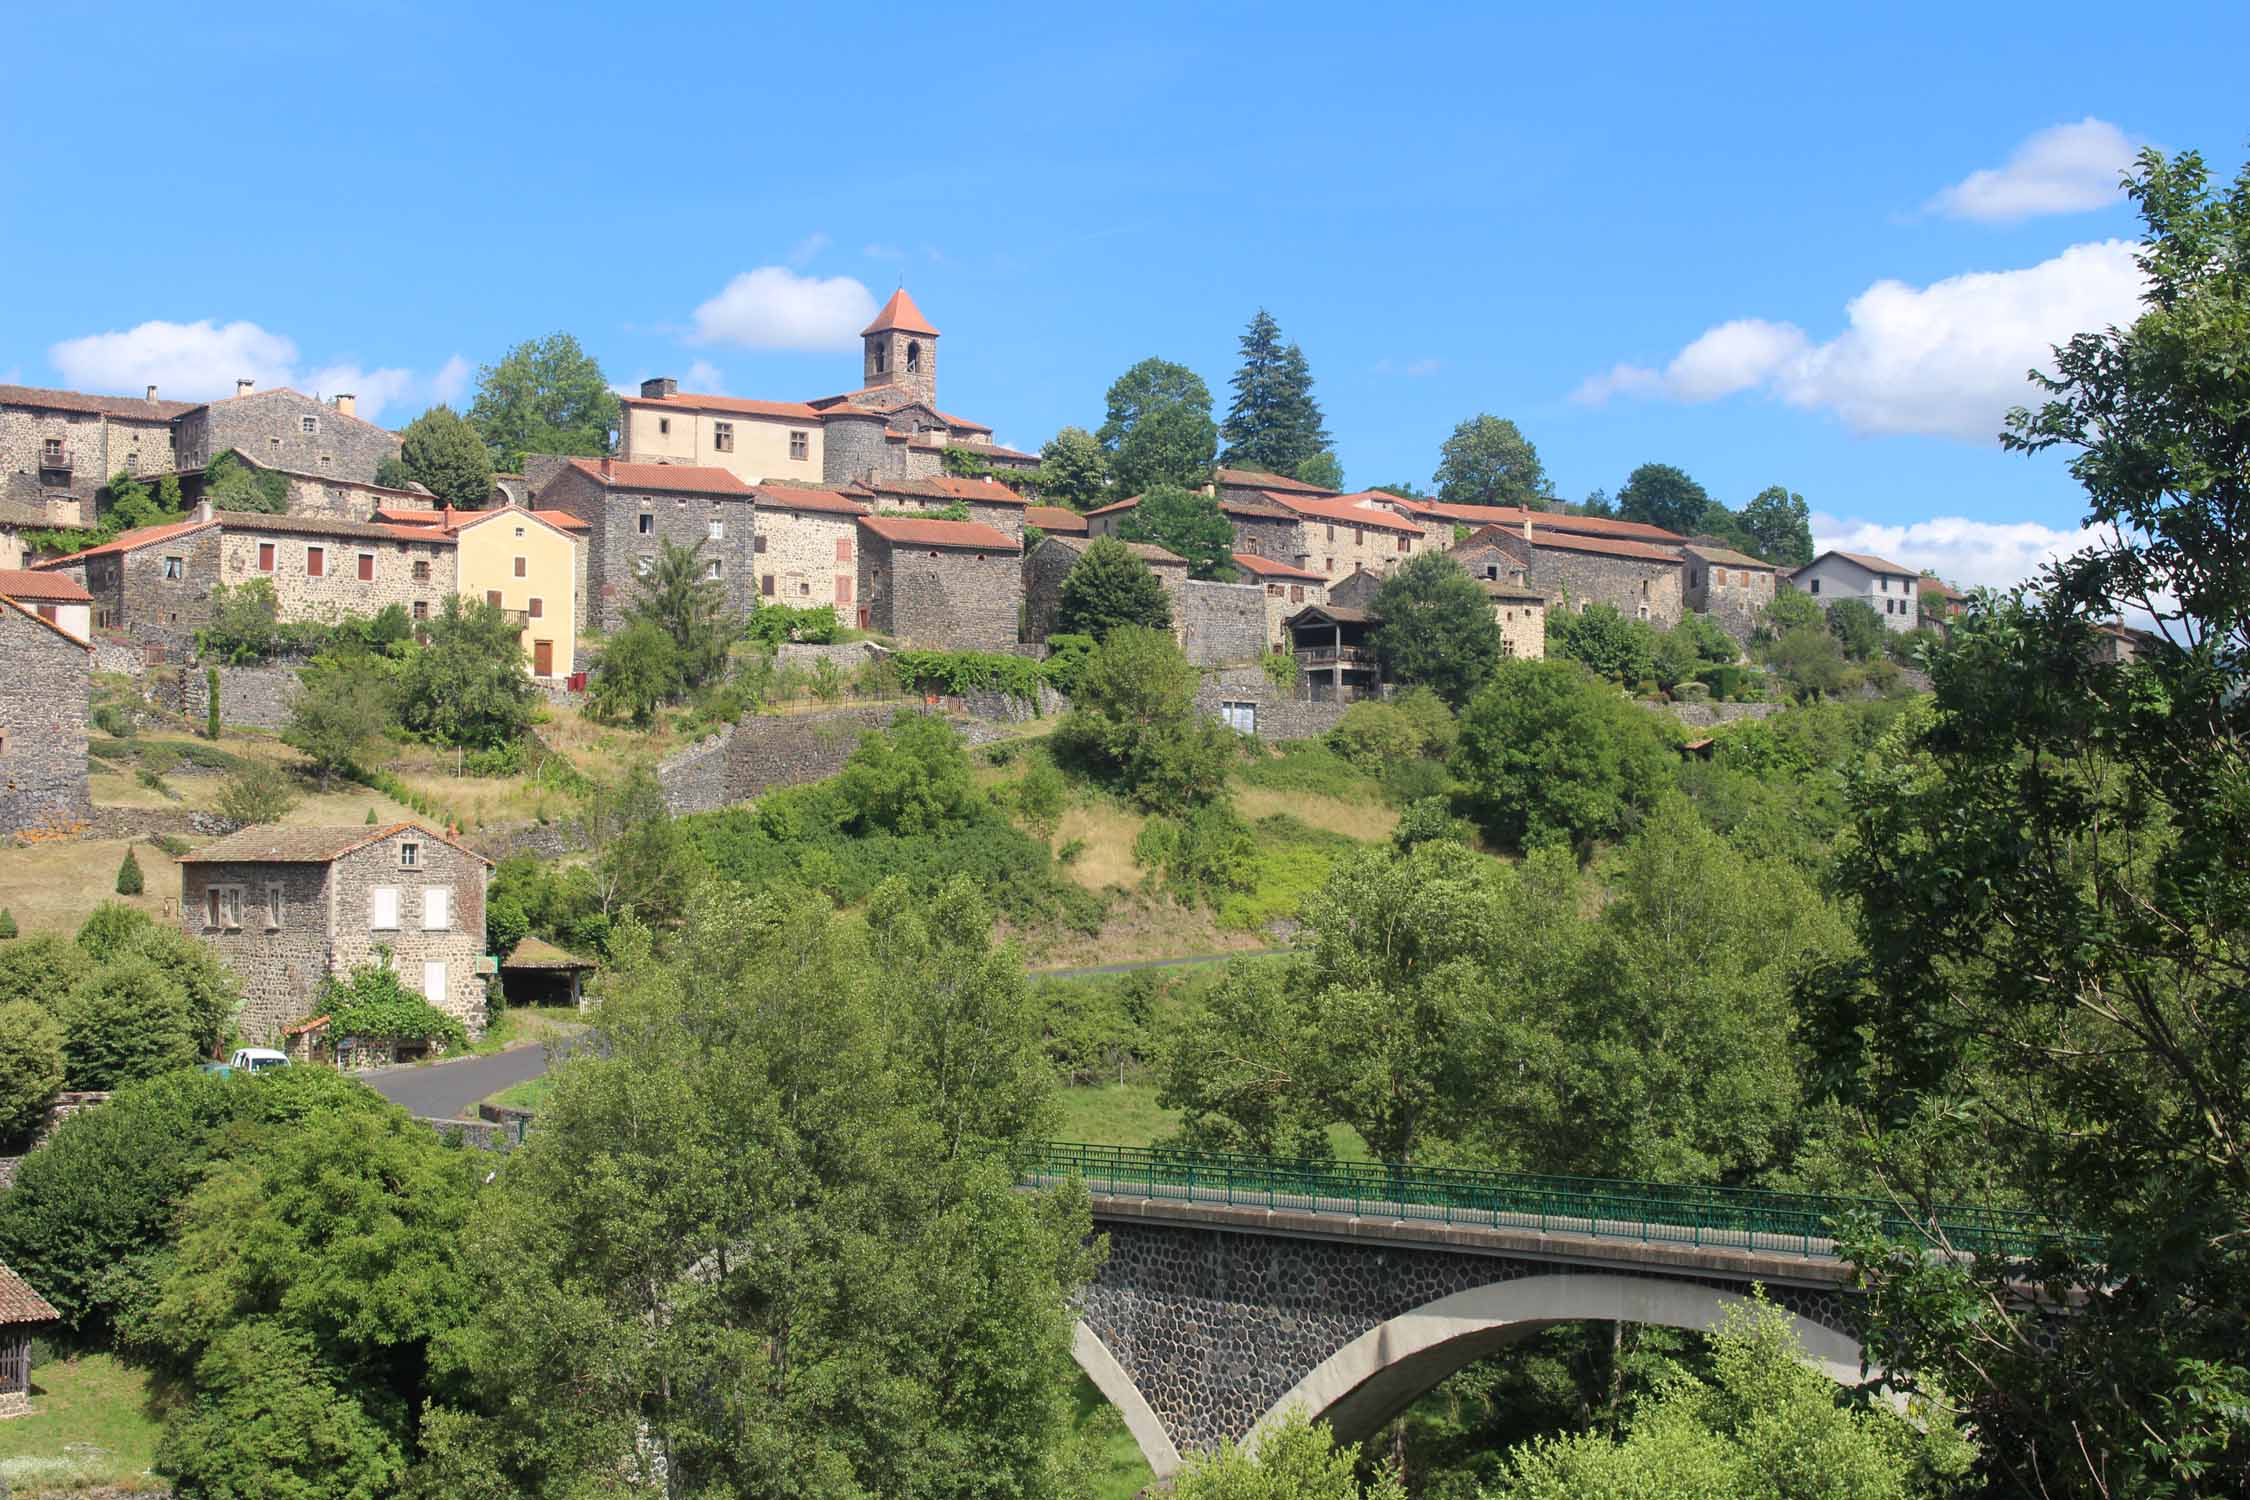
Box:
7 1 2243 586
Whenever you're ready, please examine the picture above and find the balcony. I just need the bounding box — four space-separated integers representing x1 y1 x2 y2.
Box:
1294 643 1376 667
36 447 71 475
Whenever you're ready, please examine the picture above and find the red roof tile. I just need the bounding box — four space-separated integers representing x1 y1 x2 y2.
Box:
1232 551 1325 581
868 474 1026 506
953 439 1038 461
1215 467 1335 495
750 485 869 516
1391 496 1684 543
856 515 1019 551
1056 536 1184 565
0 382 197 421
0 595 93 650
0 1261 61 1326
0 569 92 602
1819 549 1918 577
563 458 753 496
1465 523 1682 564
178 819 493 866
33 515 216 568
1024 506 1089 533
1267 493 1424 535
620 391 823 420
861 287 939 337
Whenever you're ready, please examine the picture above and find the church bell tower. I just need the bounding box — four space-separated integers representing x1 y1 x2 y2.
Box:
861 287 939 408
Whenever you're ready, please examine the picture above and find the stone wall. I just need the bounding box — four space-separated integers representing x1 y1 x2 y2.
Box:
326 832 490 1037
776 640 880 671
0 401 177 503
178 388 400 484
1180 580 1266 666
171 658 306 731
1683 563 1776 642
1492 532 1686 629
860 536 1020 650
181 859 339 1042
540 466 759 634
656 729 733 814
0 605 92 834
1020 536 1080 643
1193 668 1349 742
657 704 1023 814
821 412 891 487
1658 699 1786 728
91 638 146 676
216 525 455 624
754 501 859 608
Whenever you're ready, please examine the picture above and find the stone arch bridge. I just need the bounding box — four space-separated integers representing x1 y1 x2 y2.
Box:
1017 1144 2055 1478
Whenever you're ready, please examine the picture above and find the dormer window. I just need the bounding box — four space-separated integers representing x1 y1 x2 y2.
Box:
399 842 420 869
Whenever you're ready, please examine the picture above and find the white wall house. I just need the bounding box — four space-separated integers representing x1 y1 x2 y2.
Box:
1787 550 1921 633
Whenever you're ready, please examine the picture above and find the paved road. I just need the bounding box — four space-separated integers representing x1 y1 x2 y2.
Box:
362 949 1296 1119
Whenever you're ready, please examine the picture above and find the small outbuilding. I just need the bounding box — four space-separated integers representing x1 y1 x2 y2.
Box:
501 936 597 1011
0 1261 60 1418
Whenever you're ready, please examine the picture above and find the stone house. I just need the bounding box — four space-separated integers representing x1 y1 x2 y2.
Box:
1179 578 1267 666
616 384 828 489
1 381 192 509
1469 522 1686 629
746 484 869 611
1021 535 1187 645
172 385 400 485
0 569 92 639
1376 494 1686 551
1269 491 1426 584
854 514 1022 650
859 473 1028 538
1286 604 1383 702
36 505 457 636
1232 551 1328 649
533 458 758 634
1085 489 1302 564
176 820 493 1045
446 506 586 679
1025 505 1088 538
1209 467 1336 505
0 597 92 835
1787 550 1921 633
0 497 87 570
1680 544 1776 642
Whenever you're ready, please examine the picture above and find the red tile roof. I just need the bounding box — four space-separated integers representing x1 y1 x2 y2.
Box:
0 594 93 650
379 504 587 533
1058 536 1184 565
32 515 216 568
1681 543 1774 569
861 287 939 337
0 1261 61 1327
932 409 991 434
953 439 1038 461
1214 467 1334 495
1467 523 1683 564
1267 493 1425 535
0 382 198 421
1087 490 1298 521
1390 496 1685 543
178 819 493 866
1232 551 1325 581
564 458 753 496
620 391 822 420
0 569 92 602
856 515 1019 551
751 485 868 516
867 474 1026 506
1024 506 1089 533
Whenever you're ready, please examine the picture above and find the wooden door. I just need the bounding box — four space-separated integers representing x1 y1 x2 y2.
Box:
532 639 554 677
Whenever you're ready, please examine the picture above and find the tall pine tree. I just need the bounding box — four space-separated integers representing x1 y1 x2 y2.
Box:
1220 309 1331 480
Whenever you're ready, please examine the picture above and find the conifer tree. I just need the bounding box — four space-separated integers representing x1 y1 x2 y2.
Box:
1220 309 1331 480
115 849 144 896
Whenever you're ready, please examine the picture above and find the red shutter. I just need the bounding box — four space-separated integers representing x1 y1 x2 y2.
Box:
306 547 325 577
486 591 502 607
357 553 374 581
258 543 275 572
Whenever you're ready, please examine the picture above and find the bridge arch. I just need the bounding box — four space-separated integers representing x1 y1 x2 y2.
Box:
1071 1321 1183 1476
1245 1272 1869 1458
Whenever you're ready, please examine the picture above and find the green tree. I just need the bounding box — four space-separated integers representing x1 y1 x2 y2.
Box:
1433 415 1548 509
583 766 703 927
586 618 679 726
1098 357 1218 495
466 333 618 470
0 1000 64 1141
624 538 730 689
1762 625 1848 701
57 955 194 1088
318 960 468 1052
1056 536 1175 638
1368 553 1504 708
1824 597 1886 660
1371 480 1428 502
1739 485 1815 567
836 712 979 836
1758 585 1825 639
214 761 300 825
1821 148 2250 1494
203 451 290 513
1035 425 1111 510
398 596 535 750
155 1321 407 1500
1453 660 1674 852
1116 483 1235 579
414 885 1097 1499
394 404 495 508
1294 450 1345 492
198 579 282 664
1172 1409 1404 1499
1616 462 1710 535
285 654 398 787
115 847 143 894
1546 603 1657 685
1053 626 1235 812
1220 309 1332 480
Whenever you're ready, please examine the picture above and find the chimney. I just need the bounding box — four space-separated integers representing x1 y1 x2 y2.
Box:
235 378 254 398
601 456 613 480
1522 515 1534 541
640 377 678 399
145 384 158 402
333 393 356 418
192 499 214 523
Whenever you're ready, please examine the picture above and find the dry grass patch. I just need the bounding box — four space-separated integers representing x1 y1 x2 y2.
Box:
1235 785 1399 842
1052 801 1144 892
0 837 181 937
1028 891 1272 970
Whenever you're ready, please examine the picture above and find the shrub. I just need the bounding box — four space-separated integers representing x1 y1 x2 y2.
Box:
0 910 14 940
1135 803 1257 906
149 833 192 857
589 617 680 726
0 935 94 1007
115 848 144 895
56 955 196 1088
1453 659 1676 852
1240 743 1375 800
318 960 469 1053
365 806 378 823
835 713 980 835
0 1000 64 1141
1056 537 1173 638
197 580 282 666
397 595 536 750
1051 626 1234 812
215 761 300 825
205 667 221 740
1378 757 1452 807
1013 761 1067 835
1390 797 1473 851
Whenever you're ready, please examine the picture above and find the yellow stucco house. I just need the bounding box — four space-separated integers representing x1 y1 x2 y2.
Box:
447 506 586 680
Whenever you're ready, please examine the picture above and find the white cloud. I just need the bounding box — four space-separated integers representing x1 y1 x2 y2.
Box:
1929 118 2138 223
689 267 877 352
1811 511 2100 593
684 360 725 392
1572 240 2146 440
47 318 462 423
788 232 830 267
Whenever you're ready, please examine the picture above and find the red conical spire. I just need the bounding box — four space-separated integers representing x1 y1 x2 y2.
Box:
861 287 938 338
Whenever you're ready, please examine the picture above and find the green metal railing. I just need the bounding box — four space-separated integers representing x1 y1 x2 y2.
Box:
1016 1142 2074 1261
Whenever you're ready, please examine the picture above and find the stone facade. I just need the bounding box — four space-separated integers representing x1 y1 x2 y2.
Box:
535 460 758 634
174 387 400 485
1179 580 1266 666
270 468 437 523
1193 667 1351 742
1271 493 1427 584
1681 547 1775 642
178 823 491 1044
213 517 455 625
655 704 1021 814
856 518 1021 650
749 487 868 610
0 383 191 505
1483 528 1685 629
0 602 92 834
171 658 306 731
1021 536 1187 645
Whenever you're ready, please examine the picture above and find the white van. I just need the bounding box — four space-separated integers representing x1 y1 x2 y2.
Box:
228 1047 290 1073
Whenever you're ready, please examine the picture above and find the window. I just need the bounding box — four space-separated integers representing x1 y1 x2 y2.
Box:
754 534 767 554
1354 527 1365 545
1808 578 1821 595
486 590 503 607
513 526 525 538
301 415 318 434
162 555 185 580
709 519 725 542
1325 557 1334 573
658 417 671 436
1290 584 1304 602
257 542 275 572
835 575 852 605
835 536 852 562
637 513 654 535
412 560 430 582
1879 577 1890 592
265 884 284 930
400 841 420 869
205 885 242 930
706 559 723 580
357 552 375 581
40 437 62 461
529 596 543 619
1396 534 1409 553
413 600 429 620
370 886 400 930
1219 700 1257 735
872 343 888 374
789 430 809 460
1325 525 1336 542
713 421 735 453
513 555 527 578
799 580 811 595
423 961 447 1005
761 574 776 597
906 340 921 372
1267 583 1282 597
306 546 326 578
423 887 450 930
